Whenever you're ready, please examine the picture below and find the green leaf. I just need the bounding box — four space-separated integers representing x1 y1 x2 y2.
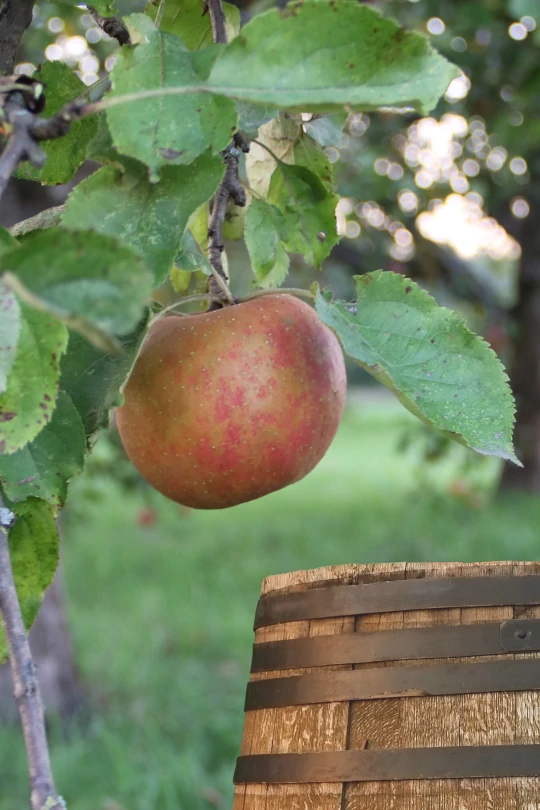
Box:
60 322 147 439
16 62 98 185
1 229 151 341
236 102 278 137
304 113 347 148
0 226 18 256
246 115 302 197
0 498 59 664
149 0 240 50
0 393 85 509
62 152 224 286
316 272 519 463
245 198 290 286
174 229 212 274
267 163 338 266
0 283 21 395
107 15 237 179
208 0 458 114
0 306 67 455
294 133 335 192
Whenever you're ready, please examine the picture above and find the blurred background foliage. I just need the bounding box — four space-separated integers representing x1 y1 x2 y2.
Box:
2 0 540 808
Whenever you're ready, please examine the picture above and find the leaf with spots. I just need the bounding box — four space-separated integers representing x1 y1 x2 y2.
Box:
62 152 224 286
207 0 459 114
107 15 237 179
148 0 240 50
1 229 152 352
245 199 290 287
315 271 519 463
267 163 339 267
0 282 21 395
0 393 85 510
0 305 67 455
16 62 98 185
0 497 59 663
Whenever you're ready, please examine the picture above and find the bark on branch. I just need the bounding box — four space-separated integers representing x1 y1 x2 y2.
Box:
87 6 131 46
205 0 248 308
0 0 35 75
0 506 65 810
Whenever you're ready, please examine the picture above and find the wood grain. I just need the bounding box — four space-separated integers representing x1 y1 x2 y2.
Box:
234 562 540 810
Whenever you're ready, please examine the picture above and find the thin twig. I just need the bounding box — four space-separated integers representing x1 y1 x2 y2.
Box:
9 205 65 237
0 0 35 74
87 6 131 46
0 506 65 810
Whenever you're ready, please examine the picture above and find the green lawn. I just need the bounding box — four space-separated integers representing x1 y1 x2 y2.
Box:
1 399 539 810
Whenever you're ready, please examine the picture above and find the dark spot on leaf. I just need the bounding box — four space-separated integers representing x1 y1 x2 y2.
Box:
160 148 182 160
39 402 47 410
348 63 354 69
18 476 36 485
44 394 51 402
430 338 435 344
405 286 412 293
0 412 16 422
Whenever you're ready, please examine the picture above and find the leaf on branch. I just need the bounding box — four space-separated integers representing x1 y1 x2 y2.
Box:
1 229 152 340
16 62 98 185
174 229 212 275
0 392 85 510
245 198 290 287
60 322 147 439
246 115 302 197
0 305 67 456
294 133 335 191
0 282 20 395
0 497 59 664
304 113 347 148
107 14 237 179
62 152 224 285
149 0 240 50
208 0 459 114
267 163 339 267
316 271 519 463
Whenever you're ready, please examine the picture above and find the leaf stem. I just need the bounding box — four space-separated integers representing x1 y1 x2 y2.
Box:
0 506 65 810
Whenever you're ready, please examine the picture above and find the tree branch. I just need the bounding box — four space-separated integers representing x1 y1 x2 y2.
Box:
206 0 228 44
0 89 85 202
0 505 65 810
87 6 131 46
205 0 248 308
0 0 35 75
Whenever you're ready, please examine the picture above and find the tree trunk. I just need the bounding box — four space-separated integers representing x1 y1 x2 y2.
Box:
0 566 85 723
500 209 540 491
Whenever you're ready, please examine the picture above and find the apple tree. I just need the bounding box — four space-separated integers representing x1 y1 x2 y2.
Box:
0 1 520 807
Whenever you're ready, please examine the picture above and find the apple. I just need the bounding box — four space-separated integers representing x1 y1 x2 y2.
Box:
116 294 346 509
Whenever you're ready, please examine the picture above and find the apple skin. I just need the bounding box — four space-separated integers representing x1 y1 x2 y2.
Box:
116 294 346 509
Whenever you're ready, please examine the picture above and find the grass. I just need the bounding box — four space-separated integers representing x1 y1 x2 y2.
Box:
1 398 540 810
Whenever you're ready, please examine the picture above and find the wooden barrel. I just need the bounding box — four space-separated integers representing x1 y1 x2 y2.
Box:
233 562 540 809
